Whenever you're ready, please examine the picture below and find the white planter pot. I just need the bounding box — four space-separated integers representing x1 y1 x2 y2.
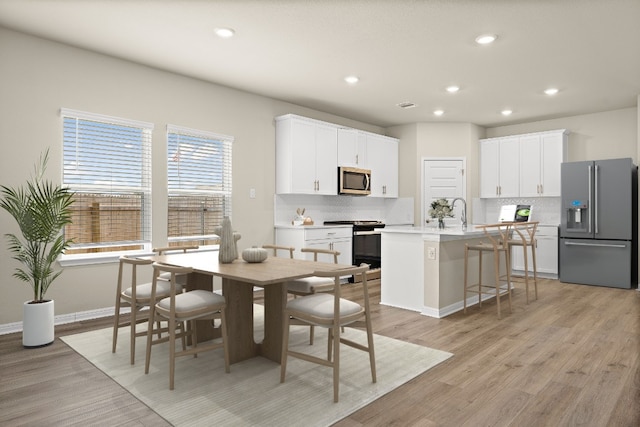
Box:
23 299 55 348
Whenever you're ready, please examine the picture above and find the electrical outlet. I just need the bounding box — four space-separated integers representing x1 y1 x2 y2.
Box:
427 247 436 260
249 188 256 199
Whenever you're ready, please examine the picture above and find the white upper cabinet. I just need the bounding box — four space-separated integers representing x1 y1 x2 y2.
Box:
337 128 367 168
276 114 399 197
480 129 568 198
479 136 519 198
519 130 568 197
275 115 338 195
366 133 398 198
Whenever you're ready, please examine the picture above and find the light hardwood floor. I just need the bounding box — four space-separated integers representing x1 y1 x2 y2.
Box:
1 278 639 426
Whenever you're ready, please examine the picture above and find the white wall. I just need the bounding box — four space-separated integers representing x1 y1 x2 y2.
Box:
0 27 382 325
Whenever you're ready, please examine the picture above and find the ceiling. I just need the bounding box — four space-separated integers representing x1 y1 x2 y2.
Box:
0 0 639 128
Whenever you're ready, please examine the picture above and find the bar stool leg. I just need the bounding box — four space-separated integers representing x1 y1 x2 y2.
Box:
464 244 469 314
493 247 501 319
478 250 483 307
505 246 513 315
531 241 539 300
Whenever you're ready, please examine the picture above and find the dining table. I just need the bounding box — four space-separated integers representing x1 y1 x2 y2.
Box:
150 251 352 364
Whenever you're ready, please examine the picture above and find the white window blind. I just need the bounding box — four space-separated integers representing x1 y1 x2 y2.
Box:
167 125 233 246
61 108 153 255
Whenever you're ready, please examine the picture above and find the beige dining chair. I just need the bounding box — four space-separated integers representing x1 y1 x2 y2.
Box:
112 256 184 365
153 244 200 286
507 221 539 304
280 263 376 403
262 244 294 259
463 222 513 319
286 247 340 344
144 262 230 390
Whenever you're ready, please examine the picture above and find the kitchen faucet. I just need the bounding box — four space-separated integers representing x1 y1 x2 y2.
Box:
451 197 467 230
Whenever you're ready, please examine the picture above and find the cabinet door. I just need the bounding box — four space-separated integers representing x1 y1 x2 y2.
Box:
480 139 499 198
314 123 338 195
337 128 366 168
498 137 519 197
536 235 558 274
368 134 398 198
289 119 319 194
519 135 542 197
539 132 565 197
331 238 352 266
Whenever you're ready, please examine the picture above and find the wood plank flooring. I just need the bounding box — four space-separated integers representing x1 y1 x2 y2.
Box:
1 278 639 426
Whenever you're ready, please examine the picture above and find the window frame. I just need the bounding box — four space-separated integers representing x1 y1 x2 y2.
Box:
166 124 233 249
59 108 154 266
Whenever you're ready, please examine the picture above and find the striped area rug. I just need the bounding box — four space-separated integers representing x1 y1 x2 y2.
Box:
62 306 452 426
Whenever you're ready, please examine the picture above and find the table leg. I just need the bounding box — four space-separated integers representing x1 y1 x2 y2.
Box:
222 278 258 363
259 281 287 363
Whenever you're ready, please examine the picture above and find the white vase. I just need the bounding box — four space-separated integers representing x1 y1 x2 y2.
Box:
23 299 55 348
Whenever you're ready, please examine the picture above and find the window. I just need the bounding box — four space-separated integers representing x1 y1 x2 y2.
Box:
61 108 153 258
167 125 233 247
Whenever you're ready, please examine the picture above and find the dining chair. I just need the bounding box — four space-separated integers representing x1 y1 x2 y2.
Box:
507 221 539 304
463 222 513 319
286 247 340 344
153 244 200 286
144 262 230 390
280 263 375 403
112 256 184 365
261 244 295 259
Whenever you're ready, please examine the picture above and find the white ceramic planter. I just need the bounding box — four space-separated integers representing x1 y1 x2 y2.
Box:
23 299 55 348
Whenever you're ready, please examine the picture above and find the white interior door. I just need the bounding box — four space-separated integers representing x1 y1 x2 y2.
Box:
422 158 465 226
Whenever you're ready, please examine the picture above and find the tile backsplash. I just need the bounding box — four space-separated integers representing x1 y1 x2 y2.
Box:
275 194 414 226
474 197 561 226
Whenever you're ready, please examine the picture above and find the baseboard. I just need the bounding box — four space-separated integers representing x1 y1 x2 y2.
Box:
0 306 123 336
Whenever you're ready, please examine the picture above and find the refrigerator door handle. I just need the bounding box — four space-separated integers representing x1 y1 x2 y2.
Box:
587 165 593 234
594 164 599 235
563 241 627 249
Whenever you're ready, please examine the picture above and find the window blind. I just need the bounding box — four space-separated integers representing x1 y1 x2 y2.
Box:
61 108 153 254
167 124 233 246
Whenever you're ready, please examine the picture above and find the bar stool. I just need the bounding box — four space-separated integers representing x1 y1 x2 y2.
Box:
463 223 513 319
507 221 539 304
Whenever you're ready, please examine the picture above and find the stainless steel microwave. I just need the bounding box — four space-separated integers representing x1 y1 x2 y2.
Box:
338 166 371 195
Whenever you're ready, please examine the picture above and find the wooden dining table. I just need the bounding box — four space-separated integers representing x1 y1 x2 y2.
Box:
150 251 351 364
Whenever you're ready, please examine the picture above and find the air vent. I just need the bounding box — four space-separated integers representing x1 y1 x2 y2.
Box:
397 102 417 109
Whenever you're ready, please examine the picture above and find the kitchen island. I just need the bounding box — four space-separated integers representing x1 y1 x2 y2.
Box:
381 225 507 318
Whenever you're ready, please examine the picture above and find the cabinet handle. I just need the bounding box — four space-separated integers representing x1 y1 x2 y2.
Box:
539 184 543 194
356 154 359 165
496 186 499 196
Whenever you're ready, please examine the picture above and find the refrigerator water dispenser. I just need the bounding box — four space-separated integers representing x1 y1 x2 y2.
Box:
565 200 588 231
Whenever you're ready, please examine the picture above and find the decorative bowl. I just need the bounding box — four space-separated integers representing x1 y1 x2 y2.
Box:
242 247 268 263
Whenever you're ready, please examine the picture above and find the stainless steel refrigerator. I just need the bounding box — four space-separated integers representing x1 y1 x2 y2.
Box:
559 158 637 288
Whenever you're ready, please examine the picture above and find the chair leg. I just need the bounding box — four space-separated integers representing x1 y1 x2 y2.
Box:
493 248 501 319
191 319 199 358
309 325 315 345
523 244 530 304
280 312 291 383
112 297 121 354
332 324 340 403
504 249 513 315
144 307 155 375
365 311 377 383
463 245 468 313
531 243 539 300
478 250 483 307
130 304 137 365
169 318 176 390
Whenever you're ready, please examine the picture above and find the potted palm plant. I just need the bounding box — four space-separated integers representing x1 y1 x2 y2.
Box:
0 149 74 347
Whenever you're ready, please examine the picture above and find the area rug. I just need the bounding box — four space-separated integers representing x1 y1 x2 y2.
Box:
62 306 452 426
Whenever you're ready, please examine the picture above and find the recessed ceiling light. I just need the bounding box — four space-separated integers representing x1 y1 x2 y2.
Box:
544 88 559 95
434 110 445 116
214 28 235 38
475 34 497 45
501 109 513 116
344 75 359 84
397 102 417 109
446 85 460 93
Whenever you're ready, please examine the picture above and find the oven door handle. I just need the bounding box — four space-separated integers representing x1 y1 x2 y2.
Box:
354 230 382 236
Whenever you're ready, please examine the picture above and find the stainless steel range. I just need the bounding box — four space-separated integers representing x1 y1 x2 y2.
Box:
323 220 385 269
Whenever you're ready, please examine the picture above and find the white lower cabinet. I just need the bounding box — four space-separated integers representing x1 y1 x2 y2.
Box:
275 226 352 266
511 225 558 275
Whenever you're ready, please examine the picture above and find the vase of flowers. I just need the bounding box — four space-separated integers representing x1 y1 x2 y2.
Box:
428 198 454 229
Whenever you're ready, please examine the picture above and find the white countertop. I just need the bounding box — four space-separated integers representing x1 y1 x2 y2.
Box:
381 224 498 242
274 223 352 229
